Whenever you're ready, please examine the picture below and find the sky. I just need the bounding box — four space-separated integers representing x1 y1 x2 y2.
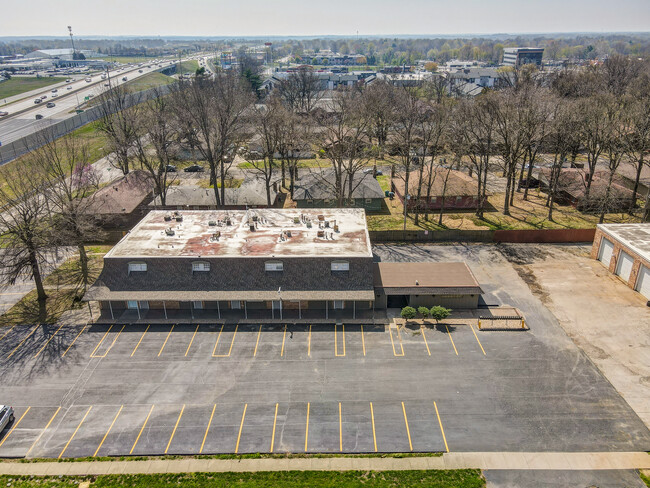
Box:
2 0 649 37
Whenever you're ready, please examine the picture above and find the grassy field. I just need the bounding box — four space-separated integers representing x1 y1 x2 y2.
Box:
0 123 108 197
0 77 66 102
125 72 175 91
366 181 642 231
178 60 200 74
0 470 485 488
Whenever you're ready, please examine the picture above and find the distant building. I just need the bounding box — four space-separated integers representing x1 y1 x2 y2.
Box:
392 168 480 210
447 68 501 96
503 47 544 67
293 170 385 211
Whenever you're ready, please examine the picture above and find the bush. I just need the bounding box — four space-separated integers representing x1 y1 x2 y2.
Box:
400 306 417 320
417 306 430 318
430 306 451 323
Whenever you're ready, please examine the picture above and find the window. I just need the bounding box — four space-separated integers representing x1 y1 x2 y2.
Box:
331 261 350 271
231 300 241 309
333 300 344 309
128 262 147 273
365 198 372 204
127 300 139 309
192 261 210 272
192 301 203 309
265 261 283 272
456 196 462 202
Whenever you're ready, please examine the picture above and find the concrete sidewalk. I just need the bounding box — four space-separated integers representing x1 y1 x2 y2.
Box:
0 452 648 476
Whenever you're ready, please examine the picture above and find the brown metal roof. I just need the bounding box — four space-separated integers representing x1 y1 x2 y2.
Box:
373 262 482 293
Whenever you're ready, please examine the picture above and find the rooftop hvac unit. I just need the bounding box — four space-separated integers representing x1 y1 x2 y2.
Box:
293 217 300 224
226 218 232 226
165 227 175 236
252 215 258 222
164 214 172 222
317 230 325 238
208 220 217 226
250 224 256 231
324 221 330 228
318 214 325 221
286 230 292 238
306 221 312 228
175 215 183 222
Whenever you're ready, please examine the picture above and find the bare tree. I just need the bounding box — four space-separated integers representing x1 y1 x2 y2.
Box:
276 109 308 198
95 83 142 175
624 96 650 209
360 80 397 166
276 67 323 113
0 165 53 321
578 95 609 201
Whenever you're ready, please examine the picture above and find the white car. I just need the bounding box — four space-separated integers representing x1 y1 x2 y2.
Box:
0 406 14 432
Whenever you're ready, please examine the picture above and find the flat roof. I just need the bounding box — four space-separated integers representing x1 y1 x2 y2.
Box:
105 209 372 259
598 223 650 263
373 262 482 292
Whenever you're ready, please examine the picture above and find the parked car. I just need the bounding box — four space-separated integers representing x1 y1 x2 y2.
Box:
0 406 14 432
183 164 204 173
35 114 43 119
363 168 383 176
166 165 177 172
46 102 55 108
0 111 8 116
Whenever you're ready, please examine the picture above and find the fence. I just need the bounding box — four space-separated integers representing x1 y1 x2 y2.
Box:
369 228 595 244
0 84 175 165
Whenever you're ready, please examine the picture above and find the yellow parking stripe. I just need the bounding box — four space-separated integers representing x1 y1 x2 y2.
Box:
369 402 377 452
469 324 486 355
270 403 279 452
361 325 366 356
335 324 346 357
200 404 216 454
185 325 199 357
0 325 16 342
59 406 92 459
131 325 150 356
445 325 458 356
0 407 30 448
130 405 154 454
389 325 405 357
338 402 343 451
6 325 38 359
304 403 310 452
307 325 312 357
235 404 247 453
212 325 238 357
253 325 262 357
401 402 413 451
62 326 87 357
165 404 185 454
434 401 449 453
25 407 60 457
280 325 287 357
90 325 125 358
89 326 113 357
421 326 431 356
94 405 123 456
158 325 175 357
33 323 65 358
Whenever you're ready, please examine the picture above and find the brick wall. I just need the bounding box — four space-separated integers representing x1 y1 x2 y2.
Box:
591 227 650 291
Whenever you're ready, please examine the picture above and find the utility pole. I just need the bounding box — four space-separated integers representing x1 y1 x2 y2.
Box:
67 26 76 59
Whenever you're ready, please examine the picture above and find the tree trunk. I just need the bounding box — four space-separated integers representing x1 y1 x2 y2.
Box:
78 244 89 294
523 149 535 201
503 163 512 216
631 155 644 209
599 171 615 224
281 160 286 189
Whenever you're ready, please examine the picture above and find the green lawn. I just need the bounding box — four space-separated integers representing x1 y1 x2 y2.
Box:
0 470 485 488
125 72 175 91
178 60 200 74
0 77 66 102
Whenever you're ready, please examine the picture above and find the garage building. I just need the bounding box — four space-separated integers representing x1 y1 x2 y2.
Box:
592 223 650 302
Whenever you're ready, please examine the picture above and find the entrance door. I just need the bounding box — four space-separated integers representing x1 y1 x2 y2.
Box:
386 295 409 308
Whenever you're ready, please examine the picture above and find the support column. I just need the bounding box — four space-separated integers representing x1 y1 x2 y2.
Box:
190 301 194 320
108 301 114 320
353 301 356 319
326 301 328 320
217 301 220 319
163 301 168 320
298 301 301 320
136 301 141 320
245 301 248 319
280 301 283 321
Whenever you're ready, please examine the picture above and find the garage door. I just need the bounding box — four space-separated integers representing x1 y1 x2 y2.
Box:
615 251 634 283
635 265 650 299
598 238 614 267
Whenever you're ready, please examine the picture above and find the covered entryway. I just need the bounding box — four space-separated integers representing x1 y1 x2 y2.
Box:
386 295 409 308
598 237 614 267
635 264 650 300
615 251 634 283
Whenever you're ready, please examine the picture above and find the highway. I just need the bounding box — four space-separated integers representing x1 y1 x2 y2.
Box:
0 55 200 148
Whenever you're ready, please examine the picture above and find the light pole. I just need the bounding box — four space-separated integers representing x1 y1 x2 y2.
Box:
67 26 76 59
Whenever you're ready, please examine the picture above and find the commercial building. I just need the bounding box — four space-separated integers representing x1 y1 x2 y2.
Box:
592 223 650 302
503 47 544 67
84 208 483 322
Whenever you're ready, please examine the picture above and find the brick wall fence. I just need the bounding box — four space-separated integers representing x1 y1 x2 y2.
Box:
369 228 595 244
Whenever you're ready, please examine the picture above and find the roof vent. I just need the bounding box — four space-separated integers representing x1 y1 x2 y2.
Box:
415 280 419 286
165 227 175 236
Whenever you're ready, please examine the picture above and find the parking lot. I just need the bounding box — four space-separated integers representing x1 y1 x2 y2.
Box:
0 243 649 459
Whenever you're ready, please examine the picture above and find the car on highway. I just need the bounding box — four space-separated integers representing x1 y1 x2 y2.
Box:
34 98 42 104
51 89 57 93
0 111 8 117
67 86 72 90
0 406 14 432
46 102 55 108
40 95 47 99
183 164 204 173
166 165 177 172
66 79 72 83
85 77 92 82
52 93 58 98
35 114 43 119
139 69 143 73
